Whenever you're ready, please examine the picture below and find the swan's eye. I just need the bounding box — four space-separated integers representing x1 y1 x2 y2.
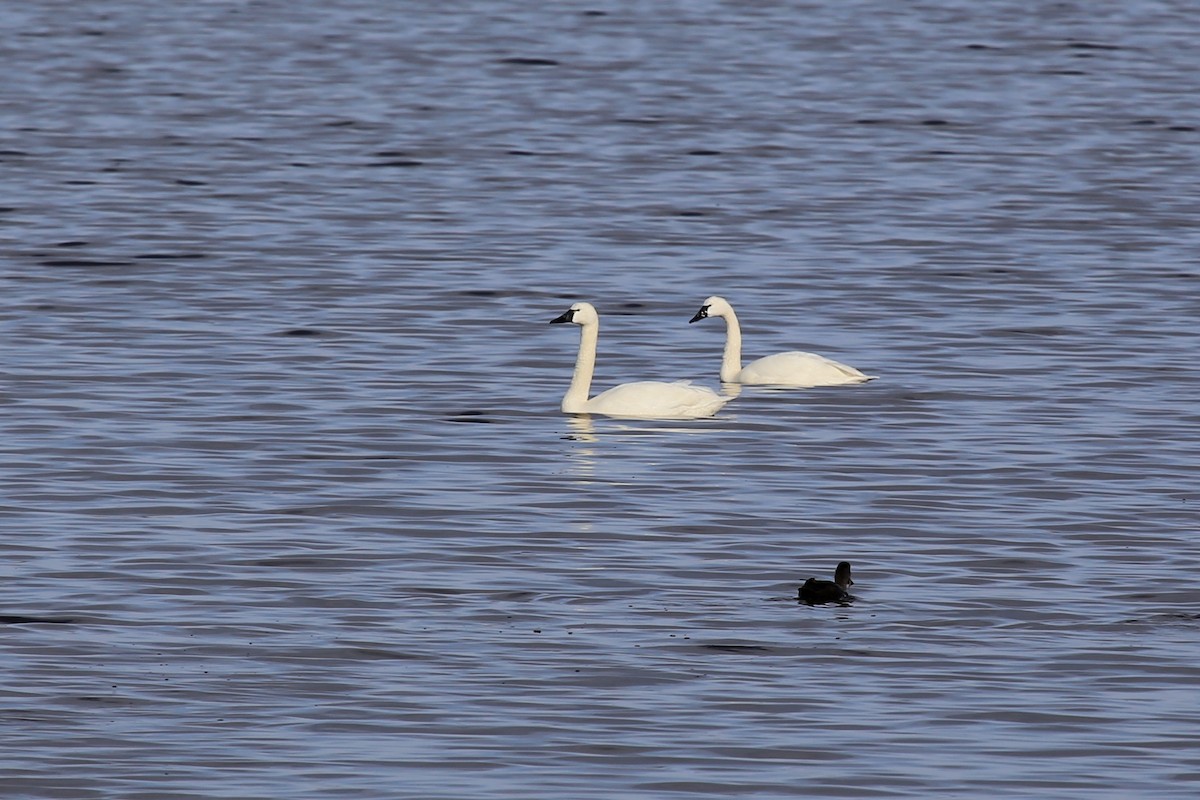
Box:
699 306 709 317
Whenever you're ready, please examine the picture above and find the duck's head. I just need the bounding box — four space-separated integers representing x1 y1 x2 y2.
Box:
834 561 854 588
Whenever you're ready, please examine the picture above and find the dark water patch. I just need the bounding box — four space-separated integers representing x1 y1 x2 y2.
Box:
54 240 88 248
76 696 133 708
700 644 774 654
173 178 207 186
498 57 560 66
276 328 327 337
446 410 497 424
687 149 723 156
1066 41 1121 50
402 586 472 597
133 252 206 260
490 591 539 602
0 614 74 625
988 326 1073 338
292 453 408 461
367 159 424 168
38 258 135 268
1123 613 1200 625
344 646 424 661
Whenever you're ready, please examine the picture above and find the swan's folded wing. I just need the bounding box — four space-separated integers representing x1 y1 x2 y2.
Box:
740 351 875 386
586 381 729 419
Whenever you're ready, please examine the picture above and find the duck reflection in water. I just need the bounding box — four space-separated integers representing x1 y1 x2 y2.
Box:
798 561 855 605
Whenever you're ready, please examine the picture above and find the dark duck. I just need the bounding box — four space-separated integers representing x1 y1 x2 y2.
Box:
798 561 855 605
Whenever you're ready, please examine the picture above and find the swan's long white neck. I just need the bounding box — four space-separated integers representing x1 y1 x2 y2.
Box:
563 320 598 413
717 307 743 382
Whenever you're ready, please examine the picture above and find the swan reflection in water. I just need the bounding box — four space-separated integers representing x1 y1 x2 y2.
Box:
567 414 599 442
565 415 599 480
564 413 737 441
562 412 737 482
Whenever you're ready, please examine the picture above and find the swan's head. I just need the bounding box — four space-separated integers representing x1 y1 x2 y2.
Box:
550 302 598 327
834 561 854 588
689 295 732 323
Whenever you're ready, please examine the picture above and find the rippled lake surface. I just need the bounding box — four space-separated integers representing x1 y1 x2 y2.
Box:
3 1 1199 797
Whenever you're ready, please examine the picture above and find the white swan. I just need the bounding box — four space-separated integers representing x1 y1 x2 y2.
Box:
550 302 731 419
689 296 876 386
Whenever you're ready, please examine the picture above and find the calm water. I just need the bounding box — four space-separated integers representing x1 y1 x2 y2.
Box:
3 1 1199 798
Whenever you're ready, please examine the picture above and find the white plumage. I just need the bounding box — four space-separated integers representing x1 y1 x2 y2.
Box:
550 302 731 419
690 296 875 386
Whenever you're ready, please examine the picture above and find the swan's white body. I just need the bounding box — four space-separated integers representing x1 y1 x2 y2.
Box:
690 296 875 386
550 302 730 419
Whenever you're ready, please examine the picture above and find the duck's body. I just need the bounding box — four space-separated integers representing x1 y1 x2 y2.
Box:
798 561 855 605
550 302 730 419
689 296 874 386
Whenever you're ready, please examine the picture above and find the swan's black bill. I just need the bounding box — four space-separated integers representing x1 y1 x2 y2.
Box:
550 309 575 324
689 305 710 323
